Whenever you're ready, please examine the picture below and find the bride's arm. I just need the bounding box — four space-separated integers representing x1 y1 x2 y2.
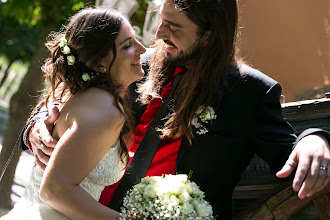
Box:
39 89 124 220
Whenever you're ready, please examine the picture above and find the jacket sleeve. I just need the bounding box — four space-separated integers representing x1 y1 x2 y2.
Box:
294 128 330 149
251 82 330 174
251 82 296 174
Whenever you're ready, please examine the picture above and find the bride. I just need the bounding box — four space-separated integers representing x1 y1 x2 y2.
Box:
1 7 145 219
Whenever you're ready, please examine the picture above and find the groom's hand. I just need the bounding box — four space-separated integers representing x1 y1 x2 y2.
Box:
30 105 59 170
276 134 330 199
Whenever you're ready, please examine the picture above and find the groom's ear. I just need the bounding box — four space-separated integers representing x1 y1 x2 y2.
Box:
201 31 211 46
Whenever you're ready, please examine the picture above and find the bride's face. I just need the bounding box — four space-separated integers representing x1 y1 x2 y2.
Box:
106 19 146 90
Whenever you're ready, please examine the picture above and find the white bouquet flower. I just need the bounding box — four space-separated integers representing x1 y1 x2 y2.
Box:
120 174 215 220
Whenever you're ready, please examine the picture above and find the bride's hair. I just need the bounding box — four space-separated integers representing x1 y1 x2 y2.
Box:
34 7 132 166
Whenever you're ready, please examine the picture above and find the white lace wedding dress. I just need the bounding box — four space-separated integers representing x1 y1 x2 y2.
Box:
1 142 126 220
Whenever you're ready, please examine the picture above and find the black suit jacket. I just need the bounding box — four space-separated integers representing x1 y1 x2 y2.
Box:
126 63 328 219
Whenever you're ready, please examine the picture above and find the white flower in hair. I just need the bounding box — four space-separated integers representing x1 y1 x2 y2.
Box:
62 45 71 54
82 72 91 81
67 55 75 65
59 36 75 65
59 37 67 48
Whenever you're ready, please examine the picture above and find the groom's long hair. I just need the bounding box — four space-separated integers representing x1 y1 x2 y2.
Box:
138 0 239 143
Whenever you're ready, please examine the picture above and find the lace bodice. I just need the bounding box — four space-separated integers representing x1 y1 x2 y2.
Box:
1 141 126 220
80 141 126 200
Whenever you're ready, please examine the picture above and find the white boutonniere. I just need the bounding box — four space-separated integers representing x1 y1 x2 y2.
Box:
191 106 217 135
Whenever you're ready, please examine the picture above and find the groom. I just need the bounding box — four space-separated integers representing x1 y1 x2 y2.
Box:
21 0 330 219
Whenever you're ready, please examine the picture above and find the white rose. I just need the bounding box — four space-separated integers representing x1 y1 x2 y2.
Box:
185 182 202 196
179 192 191 203
174 183 186 194
207 106 216 119
204 111 212 120
147 176 162 185
185 182 193 193
165 174 187 183
82 72 90 81
67 55 75 65
191 118 200 128
203 106 214 120
169 195 179 206
182 202 194 215
62 45 71 54
200 106 216 121
158 194 170 205
140 176 152 184
134 183 146 194
143 184 157 198
196 203 213 217
59 37 67 47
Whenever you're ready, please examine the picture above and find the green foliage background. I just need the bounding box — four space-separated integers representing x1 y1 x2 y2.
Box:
0 1 151 209
0 0 149 102
130 0 149 33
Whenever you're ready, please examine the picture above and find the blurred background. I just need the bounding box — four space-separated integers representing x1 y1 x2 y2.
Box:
238 0 330 102
0 0 329 216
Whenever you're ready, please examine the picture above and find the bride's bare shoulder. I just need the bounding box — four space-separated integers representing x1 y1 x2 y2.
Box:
55 88 123 135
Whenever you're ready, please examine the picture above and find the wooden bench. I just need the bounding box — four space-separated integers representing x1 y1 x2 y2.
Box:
232 97 330 219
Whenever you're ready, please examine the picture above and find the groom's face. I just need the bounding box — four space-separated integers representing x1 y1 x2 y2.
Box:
156 0 201 64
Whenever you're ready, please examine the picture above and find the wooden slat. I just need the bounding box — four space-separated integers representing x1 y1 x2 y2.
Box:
236 184 330 219
232 184 280 199
241 205 274 220
313 194 330 220
282 98 330 120
271 187 313 219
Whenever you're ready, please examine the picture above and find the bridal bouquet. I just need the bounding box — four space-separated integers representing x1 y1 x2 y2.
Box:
120 174 215 219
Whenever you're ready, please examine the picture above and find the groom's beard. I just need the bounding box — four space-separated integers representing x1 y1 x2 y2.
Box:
164 40 202 67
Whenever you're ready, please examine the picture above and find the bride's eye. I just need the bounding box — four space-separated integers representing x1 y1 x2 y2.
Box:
122 42 132 50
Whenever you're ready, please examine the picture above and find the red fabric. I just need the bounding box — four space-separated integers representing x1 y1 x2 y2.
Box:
99 67 185 206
